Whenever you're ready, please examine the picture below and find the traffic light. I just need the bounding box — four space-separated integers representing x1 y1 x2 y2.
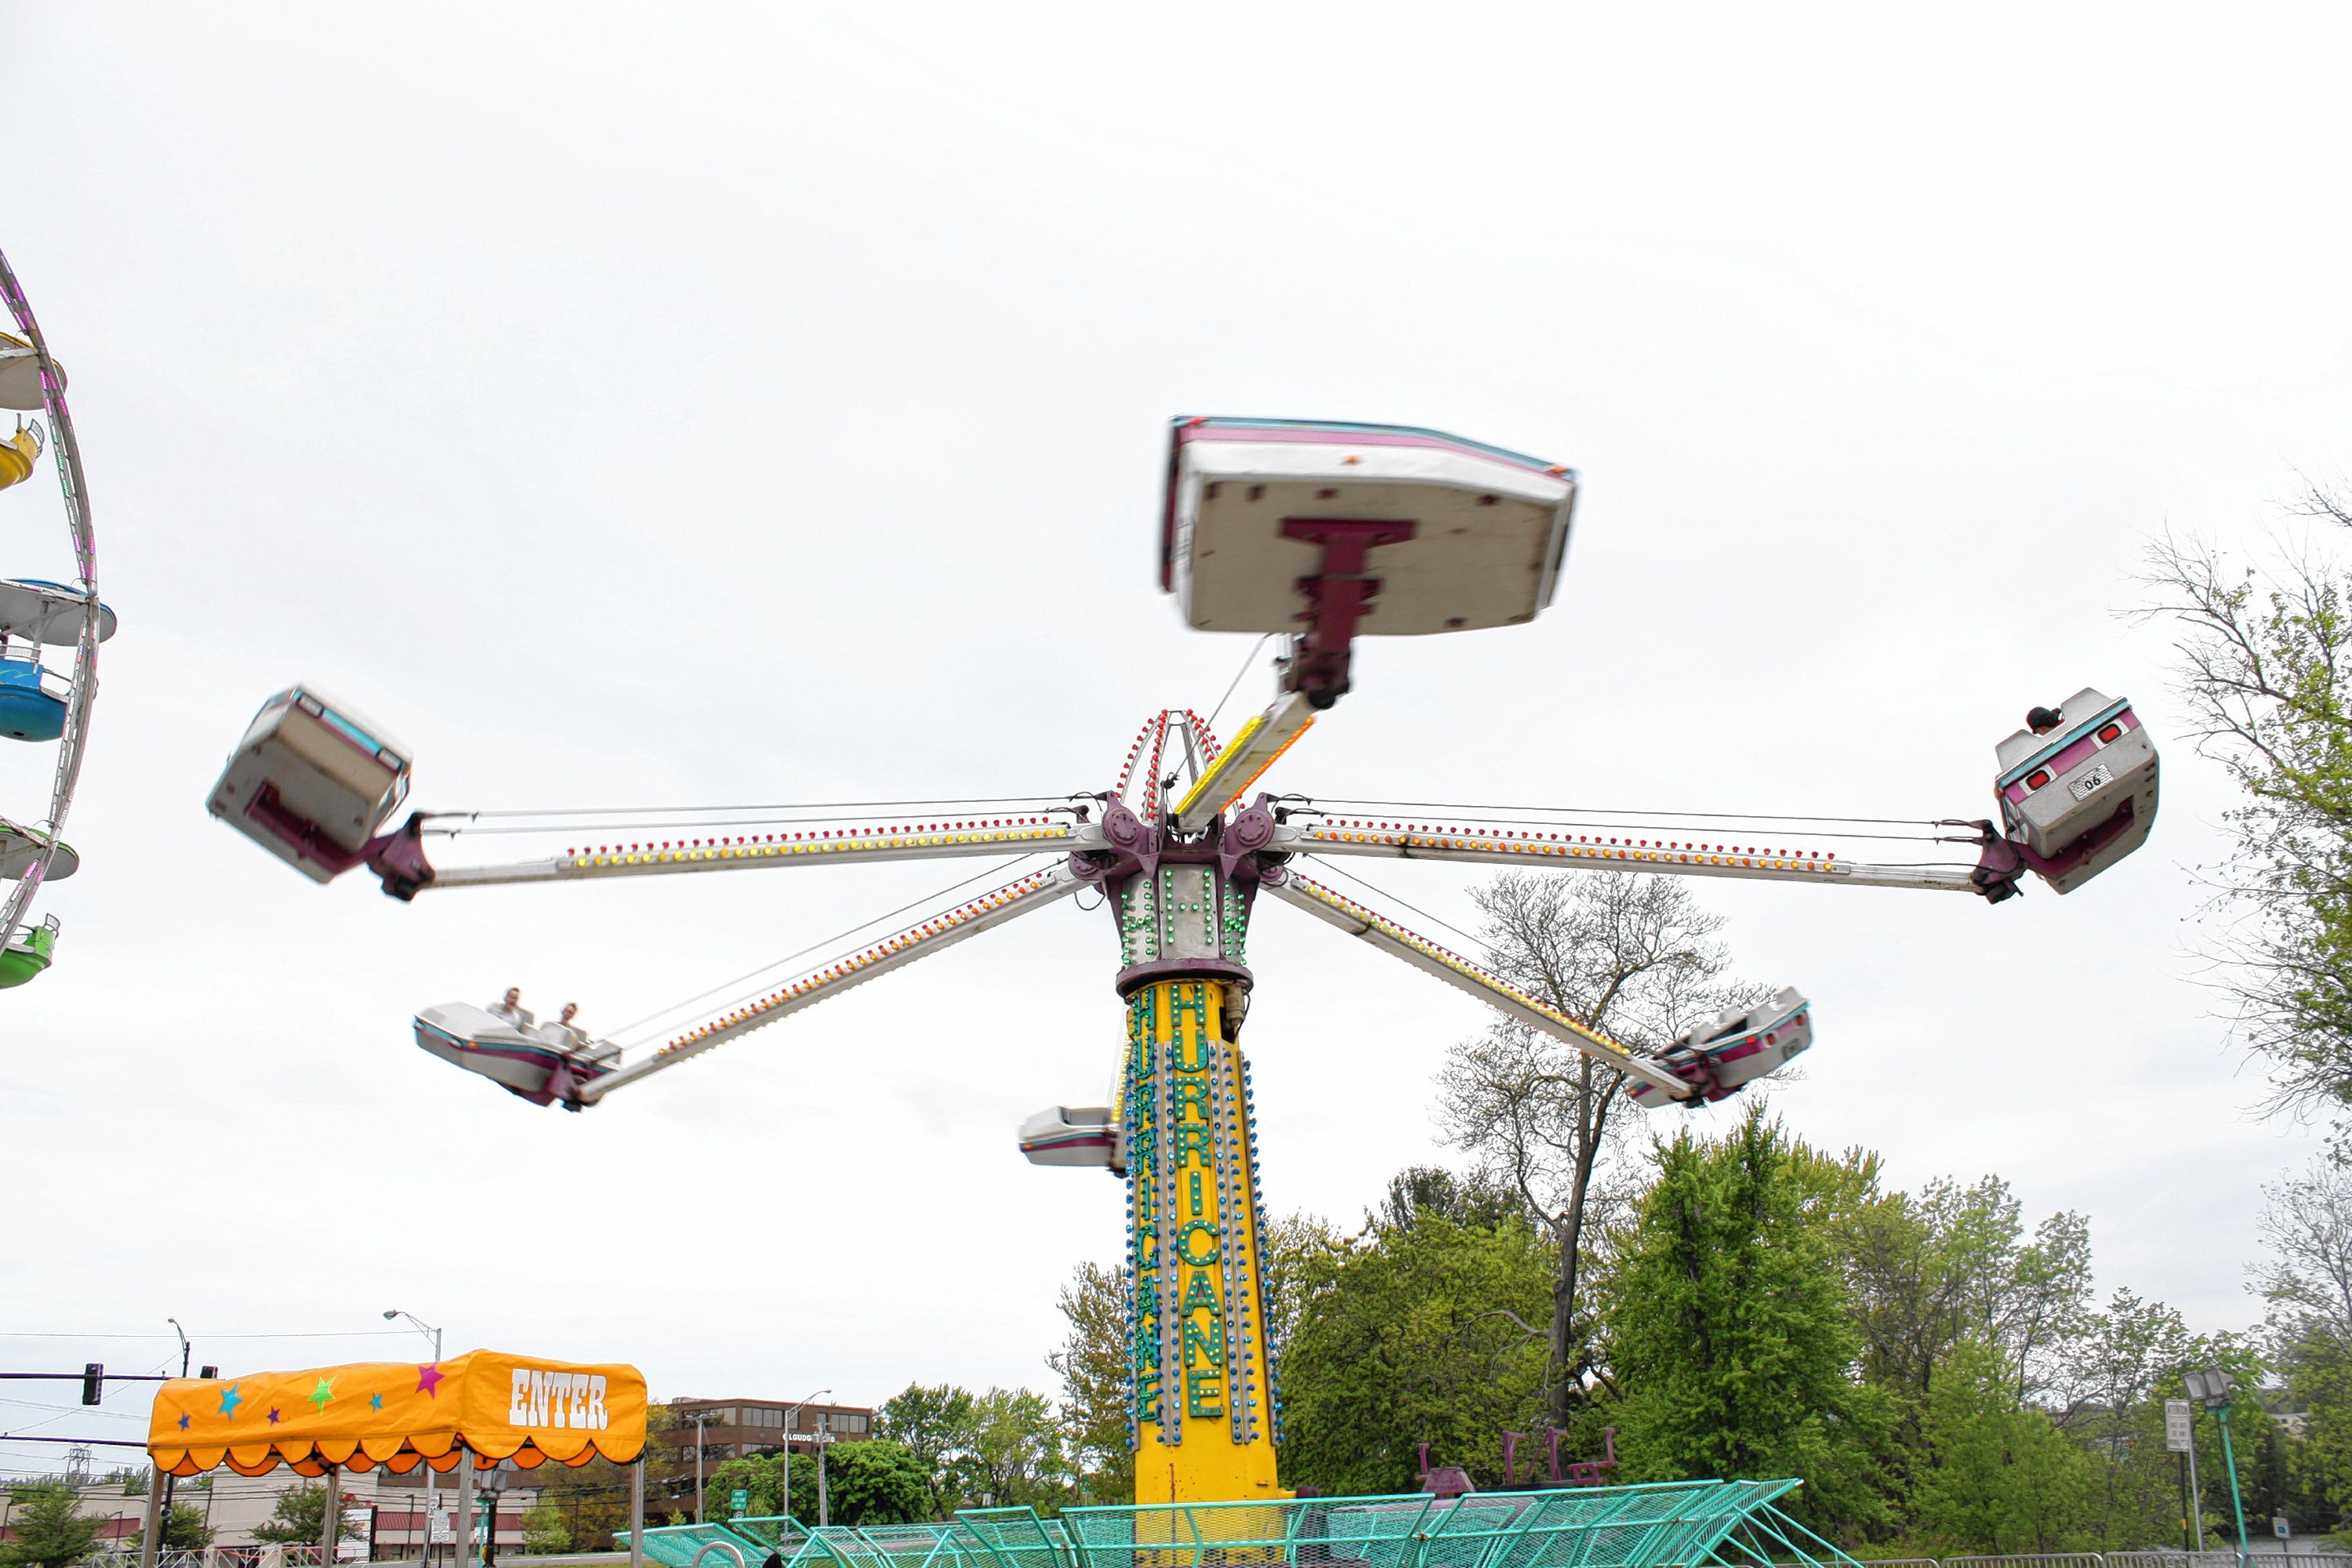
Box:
81 1363 102 1404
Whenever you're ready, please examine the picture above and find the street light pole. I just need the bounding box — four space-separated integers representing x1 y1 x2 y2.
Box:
2218 1405 2251 1568
2190 1369 2253 1568
779 1390 830 1525
162 1319 191 1541
386 1310 444 1565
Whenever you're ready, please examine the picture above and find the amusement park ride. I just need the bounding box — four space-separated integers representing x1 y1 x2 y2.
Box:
209 416 2161 1506
0 249 110 991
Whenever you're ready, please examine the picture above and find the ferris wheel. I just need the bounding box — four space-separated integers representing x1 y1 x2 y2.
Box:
0 247 111 990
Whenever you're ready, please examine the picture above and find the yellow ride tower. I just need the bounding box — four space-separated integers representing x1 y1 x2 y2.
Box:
1124 976 1281 1503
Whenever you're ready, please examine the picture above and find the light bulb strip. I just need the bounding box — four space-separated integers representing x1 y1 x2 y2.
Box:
1300 817 1838 874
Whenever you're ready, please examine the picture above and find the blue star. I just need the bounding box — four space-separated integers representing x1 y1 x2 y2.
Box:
370 1393 384 1411
177 1413 191 1431
218 1385 243 1418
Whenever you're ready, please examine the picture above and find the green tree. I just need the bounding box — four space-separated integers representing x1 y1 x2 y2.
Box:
964 1387 1072 1509
2142 510 2352 1128
1049 1260 1135 1504
1594 1105 1890 1537
0 1484 101 1568
877 1384 977 1515
519 1495 571 1555
1279 1200 1556 1496
160 1504 214 1552
251 1482 365 1547
1907 1336 2100 1552
819 1440 934 1526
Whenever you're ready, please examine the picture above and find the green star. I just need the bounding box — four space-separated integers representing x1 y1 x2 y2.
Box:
307 1376 338 1411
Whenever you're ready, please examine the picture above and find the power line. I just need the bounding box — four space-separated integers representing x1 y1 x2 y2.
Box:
0 1330 416 1341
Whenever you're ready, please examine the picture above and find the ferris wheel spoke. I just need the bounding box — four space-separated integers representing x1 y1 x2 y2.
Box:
1263 870 1688 1098
569 863 1083 1104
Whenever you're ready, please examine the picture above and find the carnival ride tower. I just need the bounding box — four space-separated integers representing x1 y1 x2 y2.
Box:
1080 731 1289 1501
207 418 2163 1508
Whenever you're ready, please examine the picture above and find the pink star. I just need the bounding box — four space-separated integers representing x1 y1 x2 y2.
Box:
416 1363 444 1398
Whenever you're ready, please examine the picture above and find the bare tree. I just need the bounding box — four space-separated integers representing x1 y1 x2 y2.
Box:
2256 1156 2352 1354
1437 869 1759 1425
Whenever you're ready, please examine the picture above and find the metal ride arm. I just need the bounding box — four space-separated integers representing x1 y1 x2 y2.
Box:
1171 693 1317 833
405 813 1092 895
1265 871 1689 1099
1274 815 1987 895
578 863 1082 1103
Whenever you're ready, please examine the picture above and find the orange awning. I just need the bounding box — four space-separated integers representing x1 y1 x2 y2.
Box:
147 1350 646 1477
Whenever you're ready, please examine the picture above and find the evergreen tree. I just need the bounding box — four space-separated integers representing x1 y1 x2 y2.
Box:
0 1485 101 1568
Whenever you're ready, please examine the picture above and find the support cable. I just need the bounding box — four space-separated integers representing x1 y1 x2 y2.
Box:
606 853 1054 1044
1299 855 1492 956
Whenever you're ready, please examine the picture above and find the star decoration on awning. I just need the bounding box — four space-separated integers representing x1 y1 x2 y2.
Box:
217 1385 243 1418
370 1392 385 1410
176 1413 191 1431
267 1406 282 1425
416 1363 444 1398
308 1376 338 1411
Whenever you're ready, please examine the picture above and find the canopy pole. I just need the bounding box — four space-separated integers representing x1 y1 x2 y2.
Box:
319 1468 342 1566
137 1462 164 1568
628 1457 644 1568
454 1447 476 1568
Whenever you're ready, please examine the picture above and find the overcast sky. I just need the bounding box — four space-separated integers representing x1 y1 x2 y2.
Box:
8 3 2352 1470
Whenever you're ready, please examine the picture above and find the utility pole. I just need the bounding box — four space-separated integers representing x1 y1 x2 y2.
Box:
815 1415 830 1529
686 1412 714 1523
779 1391 829 1523
384 1311 443 1564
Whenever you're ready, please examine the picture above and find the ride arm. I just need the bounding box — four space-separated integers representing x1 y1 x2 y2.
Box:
1274 816 1991 895
578 862 1082 1103
1171 693 1318 833
1263 870 1690 1099
383 812 1092 898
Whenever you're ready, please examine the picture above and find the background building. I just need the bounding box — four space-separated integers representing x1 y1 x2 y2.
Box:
666 1399 874 1467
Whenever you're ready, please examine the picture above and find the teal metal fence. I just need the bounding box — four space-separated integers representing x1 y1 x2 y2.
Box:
617 1480 1857 1568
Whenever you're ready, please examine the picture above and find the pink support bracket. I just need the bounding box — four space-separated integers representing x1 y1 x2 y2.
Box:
1278 517 1417 708
239 786 437 901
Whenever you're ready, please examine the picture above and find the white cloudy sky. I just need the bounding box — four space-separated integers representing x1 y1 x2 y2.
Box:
7 2 2352 1467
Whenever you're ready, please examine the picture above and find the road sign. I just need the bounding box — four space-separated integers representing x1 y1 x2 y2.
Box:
730 1490 749 1519
2165 1399 2194 1453
2276 1516 2292 1539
